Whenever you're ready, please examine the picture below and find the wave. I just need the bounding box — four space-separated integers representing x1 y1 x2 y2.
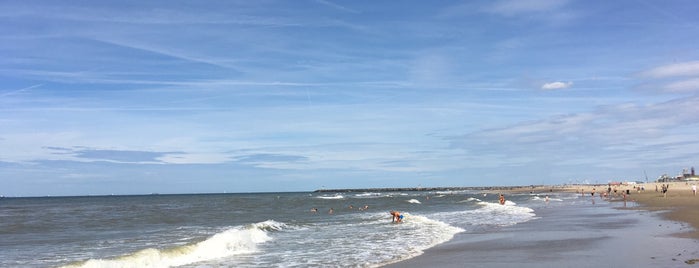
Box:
458 197 481 203
407 199 422 204
355 213 463 267
474 201 536 226
531 196 562 202
315 195 344 200
61 220 285 268
353 192 387 198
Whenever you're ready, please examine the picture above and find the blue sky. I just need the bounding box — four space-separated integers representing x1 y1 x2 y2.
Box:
2 0 699 196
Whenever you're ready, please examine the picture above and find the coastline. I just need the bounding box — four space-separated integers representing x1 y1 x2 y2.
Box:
384 183 699 267
560 182 699 239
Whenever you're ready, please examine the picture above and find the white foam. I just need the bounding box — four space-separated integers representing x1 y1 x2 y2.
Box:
532 196 562 202
474 201 536 226
354 192 383 198
371 214 464 267
315 194 344 200
407 199 422 204
433 190 471 195
460 197 481 202
61 221 283 268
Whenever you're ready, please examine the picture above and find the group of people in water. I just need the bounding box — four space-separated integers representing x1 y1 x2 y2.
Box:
309 193 514 224
310 204 406 223
310 205 405 223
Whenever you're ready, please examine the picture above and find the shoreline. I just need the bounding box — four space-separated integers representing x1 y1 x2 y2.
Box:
556 182 699 239
384 183 699 267
318 182 699 238
475 182 699 239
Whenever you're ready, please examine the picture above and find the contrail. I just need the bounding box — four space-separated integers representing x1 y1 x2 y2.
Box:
0 83 43 98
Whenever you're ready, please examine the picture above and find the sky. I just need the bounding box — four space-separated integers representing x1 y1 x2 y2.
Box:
2 0 699 196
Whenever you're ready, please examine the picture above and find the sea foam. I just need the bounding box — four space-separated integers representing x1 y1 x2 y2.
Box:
474 201 536 226
315 194 344 200
61 220 283 268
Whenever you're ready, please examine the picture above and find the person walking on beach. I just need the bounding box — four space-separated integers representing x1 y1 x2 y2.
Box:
692 185 697 196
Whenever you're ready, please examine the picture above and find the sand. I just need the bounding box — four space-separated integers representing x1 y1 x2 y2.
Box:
563 182 699 239
385 182 699 267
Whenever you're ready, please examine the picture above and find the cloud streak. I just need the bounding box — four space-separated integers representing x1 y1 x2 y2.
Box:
485 0 570 16
450 95 699 170
641 61 699 78
637 61 699 93
45 147 185 164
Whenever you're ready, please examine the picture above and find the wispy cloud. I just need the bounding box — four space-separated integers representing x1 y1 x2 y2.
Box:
314 0 360 14
637 61 699 93
0 2 306 27
640 61 699 78
484 0 570 16
0 84 42 98
450 95 699 168
45 147 184 164
88 37 237 70
663 77 699 93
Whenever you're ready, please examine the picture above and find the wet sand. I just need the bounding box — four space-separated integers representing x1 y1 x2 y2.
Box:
564 182 699 239
385 183 699 267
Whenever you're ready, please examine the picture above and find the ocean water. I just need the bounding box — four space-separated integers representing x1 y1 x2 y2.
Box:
0 190 574 267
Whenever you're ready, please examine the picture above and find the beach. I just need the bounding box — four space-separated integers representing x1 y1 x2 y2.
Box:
2 186 698 267
386 182 699 267
573 182 699 240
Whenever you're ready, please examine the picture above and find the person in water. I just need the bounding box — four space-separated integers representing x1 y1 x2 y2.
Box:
390 210 402 223
499 194 505 205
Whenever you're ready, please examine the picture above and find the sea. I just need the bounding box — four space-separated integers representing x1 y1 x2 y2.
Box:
0 190 578 267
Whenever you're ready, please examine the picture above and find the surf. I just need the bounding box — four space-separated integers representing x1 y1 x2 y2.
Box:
60 220 285 268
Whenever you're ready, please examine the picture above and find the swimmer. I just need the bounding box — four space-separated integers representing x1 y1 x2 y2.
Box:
328 208 334 214
499 194 505 205
311 208 318 213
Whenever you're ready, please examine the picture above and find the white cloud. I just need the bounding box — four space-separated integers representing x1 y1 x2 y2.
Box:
541 81 573 90
641 61 699 78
